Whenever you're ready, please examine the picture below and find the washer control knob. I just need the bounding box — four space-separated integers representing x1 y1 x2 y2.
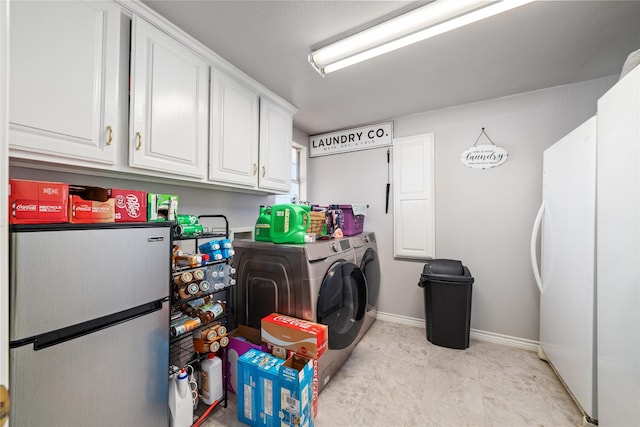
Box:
331 242 339 252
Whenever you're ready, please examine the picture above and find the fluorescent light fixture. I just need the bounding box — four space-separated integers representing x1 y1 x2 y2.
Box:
308 0 533 76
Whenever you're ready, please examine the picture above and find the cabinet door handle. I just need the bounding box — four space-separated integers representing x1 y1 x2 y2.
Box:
136 132 142 150
253 163 257 176
262 166 266 177
106 125 113 146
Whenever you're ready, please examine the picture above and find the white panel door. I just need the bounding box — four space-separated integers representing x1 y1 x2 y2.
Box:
9 0 121 166
130 17 208 178
258 97 292 192
393 134 435 259
209 67 259 187
597 66 640 426
538 117 596 420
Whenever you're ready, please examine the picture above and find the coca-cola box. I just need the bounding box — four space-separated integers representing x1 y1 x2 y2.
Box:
110 189 147 222
261 313 328 360
69 195 114 224
9 179 69 224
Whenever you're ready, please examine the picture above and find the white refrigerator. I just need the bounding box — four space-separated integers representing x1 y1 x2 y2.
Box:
596 64 640 426
530 116 597 425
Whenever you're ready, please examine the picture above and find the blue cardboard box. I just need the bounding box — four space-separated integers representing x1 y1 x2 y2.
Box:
279 354 314 427
237 349 286 427
237 349 263 426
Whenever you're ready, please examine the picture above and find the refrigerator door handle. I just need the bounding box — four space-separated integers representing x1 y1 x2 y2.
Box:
10 299 166 350
530 203 545 294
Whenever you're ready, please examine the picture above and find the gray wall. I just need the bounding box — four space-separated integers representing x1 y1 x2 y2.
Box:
308 75 616 341
10 75 616 342
9 167 272 233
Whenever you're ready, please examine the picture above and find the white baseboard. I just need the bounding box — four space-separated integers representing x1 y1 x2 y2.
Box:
376 311 539 352
376 311 425 328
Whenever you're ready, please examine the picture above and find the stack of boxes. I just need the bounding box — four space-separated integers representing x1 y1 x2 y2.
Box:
235 313 327 427
260 313 327 420
8 179 178 224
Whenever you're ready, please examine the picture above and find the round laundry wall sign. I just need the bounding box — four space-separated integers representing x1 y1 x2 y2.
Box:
460 144 509 169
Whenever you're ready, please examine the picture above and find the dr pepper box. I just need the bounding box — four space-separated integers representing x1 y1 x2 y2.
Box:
110 188 147 222
9 179 69 224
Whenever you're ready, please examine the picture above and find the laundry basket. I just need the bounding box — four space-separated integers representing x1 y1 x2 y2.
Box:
308 211 327 236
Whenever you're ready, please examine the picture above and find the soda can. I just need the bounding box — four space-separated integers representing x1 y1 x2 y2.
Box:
174 224 204 238
176 214 199 225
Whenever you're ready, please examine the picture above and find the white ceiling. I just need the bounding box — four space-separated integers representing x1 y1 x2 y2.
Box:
142 1 640 136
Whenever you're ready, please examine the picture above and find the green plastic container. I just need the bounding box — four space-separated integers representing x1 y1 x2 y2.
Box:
270 204 310 244
254 206 272 242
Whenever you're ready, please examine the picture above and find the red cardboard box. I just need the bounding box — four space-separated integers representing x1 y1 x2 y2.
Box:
110 188 147 222
69 195 115 223
261 313 328 360
9 179 69 224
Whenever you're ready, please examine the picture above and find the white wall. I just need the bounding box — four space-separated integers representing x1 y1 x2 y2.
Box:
308 75 616 341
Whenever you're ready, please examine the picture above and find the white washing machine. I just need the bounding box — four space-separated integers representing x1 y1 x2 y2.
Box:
232 238 367 391
350 232 381 343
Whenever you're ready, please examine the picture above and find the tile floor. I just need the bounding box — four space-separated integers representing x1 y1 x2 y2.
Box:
201 320 583 427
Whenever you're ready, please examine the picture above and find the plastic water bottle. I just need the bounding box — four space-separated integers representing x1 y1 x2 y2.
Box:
223 275 236 288
169 368 193 427
200 354 223 405
222 264 236 276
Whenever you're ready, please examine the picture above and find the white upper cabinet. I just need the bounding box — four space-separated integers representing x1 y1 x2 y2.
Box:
258 97 293 192
9 0 121 166
129 16 208 179
209 67 259 187
209 69 294 193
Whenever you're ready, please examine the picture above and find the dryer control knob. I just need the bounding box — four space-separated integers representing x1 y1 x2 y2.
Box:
364 235 370 243
331 242 339 252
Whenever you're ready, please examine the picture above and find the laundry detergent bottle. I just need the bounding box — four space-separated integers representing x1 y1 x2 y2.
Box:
169 368 193 427
269 204 311 244
200 354 223 405
254 205 272 242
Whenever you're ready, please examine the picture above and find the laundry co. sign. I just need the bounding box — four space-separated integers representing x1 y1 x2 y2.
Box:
309 122 393 157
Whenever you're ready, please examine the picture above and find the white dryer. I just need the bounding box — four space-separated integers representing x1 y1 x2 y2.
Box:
350 232 380 343
232 238 367 391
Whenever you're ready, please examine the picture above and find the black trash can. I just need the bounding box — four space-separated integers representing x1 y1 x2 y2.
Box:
418 259 474 350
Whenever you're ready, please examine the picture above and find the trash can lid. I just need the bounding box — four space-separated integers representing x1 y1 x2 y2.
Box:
422 259 464 276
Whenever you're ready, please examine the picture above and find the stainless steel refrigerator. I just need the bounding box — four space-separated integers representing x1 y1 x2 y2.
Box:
9 223 170 426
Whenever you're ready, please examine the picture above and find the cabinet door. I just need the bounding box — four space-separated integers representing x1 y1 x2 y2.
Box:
209 68 259 187
393 133 435 259
9 0 121 166
130 17 208 179
258 98 292 192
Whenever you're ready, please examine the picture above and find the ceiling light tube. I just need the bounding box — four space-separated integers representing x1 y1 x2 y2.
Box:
309 0 533 76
